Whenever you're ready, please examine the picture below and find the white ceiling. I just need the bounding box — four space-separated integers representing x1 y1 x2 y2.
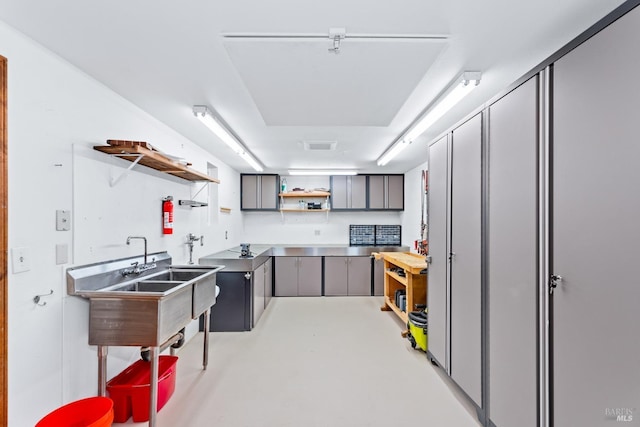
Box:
0 0 627 174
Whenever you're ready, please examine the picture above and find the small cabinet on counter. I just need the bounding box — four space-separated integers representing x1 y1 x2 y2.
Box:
324 256 371 296
275 257 322 296
241 174 279 210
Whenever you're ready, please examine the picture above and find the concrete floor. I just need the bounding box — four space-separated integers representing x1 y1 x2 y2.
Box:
116 297 482 427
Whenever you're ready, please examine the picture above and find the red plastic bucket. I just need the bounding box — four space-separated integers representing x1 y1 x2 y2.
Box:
35 396 114 427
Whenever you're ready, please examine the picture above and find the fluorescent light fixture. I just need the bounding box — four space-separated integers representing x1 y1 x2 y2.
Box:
288 169 358 176
193 105 264 172
377 71 481 166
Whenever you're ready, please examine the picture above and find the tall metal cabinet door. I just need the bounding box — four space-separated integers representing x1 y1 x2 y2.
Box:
450 114 482 406
347 257 372 296
260 175 278 209
488 77 538 427
297 257 322 296
325 257 348 296
427 135 449 368
274 257 298 296
552 8 640 426
253 263 266 327
351 175 367 209
241 175 258 209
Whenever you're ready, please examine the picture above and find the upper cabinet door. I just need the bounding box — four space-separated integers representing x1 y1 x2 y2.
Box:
351 175 367 209
552 7 640 427
367 175 404 210
260 175 278 209
387 175 404 210
331 176 348 209
368 176 385 209
241 175 258 209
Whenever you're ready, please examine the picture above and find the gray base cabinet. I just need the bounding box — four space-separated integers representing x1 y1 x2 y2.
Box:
373 256 384 296
324 257 371 296
274 257 321 296
253 262 266 327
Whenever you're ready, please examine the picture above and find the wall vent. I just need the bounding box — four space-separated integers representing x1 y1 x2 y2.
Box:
303 141 337 151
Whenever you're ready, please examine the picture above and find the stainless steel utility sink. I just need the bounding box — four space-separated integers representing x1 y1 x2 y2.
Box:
67 253 225 346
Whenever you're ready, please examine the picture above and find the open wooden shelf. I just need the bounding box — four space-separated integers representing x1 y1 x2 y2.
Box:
386 270 408 286
94 144 220 183
279 191 331 198
384 296 409 324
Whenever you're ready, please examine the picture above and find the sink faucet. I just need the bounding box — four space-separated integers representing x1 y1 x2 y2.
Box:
187 233 203 265
127 236 148 264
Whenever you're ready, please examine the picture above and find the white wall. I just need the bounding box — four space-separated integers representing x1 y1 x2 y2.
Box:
1 20 243 426
401 160 428 251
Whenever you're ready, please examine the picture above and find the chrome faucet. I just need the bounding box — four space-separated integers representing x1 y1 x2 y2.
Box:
186 233 203 265
123 236 157 276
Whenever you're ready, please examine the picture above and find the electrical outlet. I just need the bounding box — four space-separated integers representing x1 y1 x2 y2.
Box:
314 229 321 236
11 247 31 273
56 244 69 265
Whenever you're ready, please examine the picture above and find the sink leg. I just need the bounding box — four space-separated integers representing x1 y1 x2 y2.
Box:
97 345 108 396
149 346 159 427
203 308 210 370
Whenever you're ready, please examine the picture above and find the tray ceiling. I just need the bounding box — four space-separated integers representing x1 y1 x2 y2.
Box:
224 38 447 127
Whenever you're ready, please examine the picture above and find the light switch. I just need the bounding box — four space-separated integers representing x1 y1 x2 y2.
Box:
56 244 69 265
56 210 71 231
11 247 30 273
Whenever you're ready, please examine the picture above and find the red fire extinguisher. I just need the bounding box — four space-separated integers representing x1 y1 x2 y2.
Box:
162 196 174 235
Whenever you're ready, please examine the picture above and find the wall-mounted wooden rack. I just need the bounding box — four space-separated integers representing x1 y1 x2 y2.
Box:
94 144 221 185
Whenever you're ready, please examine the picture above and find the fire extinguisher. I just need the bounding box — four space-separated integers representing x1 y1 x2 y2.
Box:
162 196 174 235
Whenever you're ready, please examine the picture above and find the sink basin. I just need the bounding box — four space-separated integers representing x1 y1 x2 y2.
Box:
116 280 183 293
143 270 207 282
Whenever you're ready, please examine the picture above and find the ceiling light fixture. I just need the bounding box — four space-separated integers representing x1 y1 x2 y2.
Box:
288 169 358 176
377 71 481 166
193 105 263 172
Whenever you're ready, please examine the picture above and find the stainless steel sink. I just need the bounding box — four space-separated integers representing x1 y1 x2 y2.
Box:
67 253 225 346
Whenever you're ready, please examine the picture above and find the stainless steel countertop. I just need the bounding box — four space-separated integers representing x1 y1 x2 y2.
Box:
199 244 410 272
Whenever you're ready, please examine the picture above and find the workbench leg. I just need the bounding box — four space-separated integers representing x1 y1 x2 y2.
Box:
148 346 159 427
97 346 108 397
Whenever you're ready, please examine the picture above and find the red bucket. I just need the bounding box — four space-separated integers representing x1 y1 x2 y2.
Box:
36 396 114 427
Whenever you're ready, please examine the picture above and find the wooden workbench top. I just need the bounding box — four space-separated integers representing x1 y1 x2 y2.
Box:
374 252 428 274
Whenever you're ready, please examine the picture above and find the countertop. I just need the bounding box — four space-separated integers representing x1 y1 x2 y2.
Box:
199 244 410 272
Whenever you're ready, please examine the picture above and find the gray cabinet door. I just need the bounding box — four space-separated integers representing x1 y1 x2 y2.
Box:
450 114 482 407
241 175 258 209
427 135 449 368
368 175 385 209
264 258 273 307
373 256 384 296
488 77 538 427
253 263 265 327
351 175 367 209
347 257 371 296
387 175 404 210
274 257 298 296
324 257 348 296
552 9 640 426
331 176 348 209
260 175 277 209
297 257 322 296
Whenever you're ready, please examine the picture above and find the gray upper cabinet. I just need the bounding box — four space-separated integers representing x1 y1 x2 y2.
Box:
241 174 279 210
368 175 404 210
330 175 366 210
331 175 403 210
